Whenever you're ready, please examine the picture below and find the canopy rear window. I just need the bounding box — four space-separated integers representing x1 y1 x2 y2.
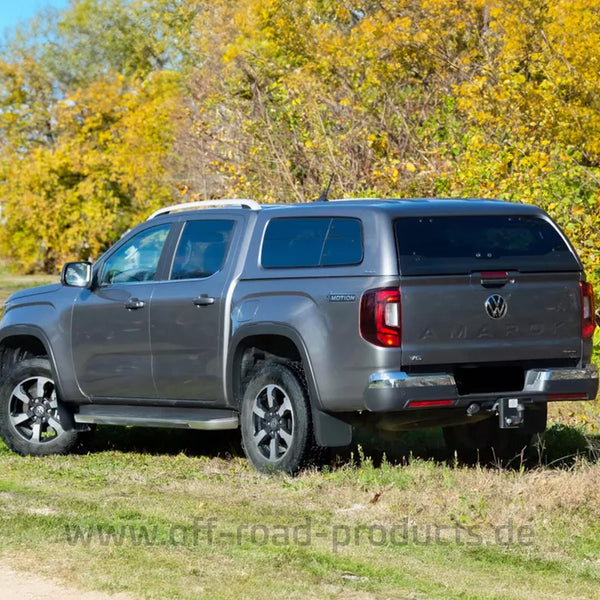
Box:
395 215 580 276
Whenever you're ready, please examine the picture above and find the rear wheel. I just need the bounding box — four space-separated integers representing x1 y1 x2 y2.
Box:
0 358 79 456
240 362 320 474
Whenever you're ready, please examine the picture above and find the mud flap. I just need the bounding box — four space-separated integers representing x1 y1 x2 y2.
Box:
311 407 353 447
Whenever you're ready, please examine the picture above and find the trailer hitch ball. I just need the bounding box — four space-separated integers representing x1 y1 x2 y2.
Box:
466 403 481 417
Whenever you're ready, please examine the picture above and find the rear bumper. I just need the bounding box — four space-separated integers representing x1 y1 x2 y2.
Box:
364 365 599 412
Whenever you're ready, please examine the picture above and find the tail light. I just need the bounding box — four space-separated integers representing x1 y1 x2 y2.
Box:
580 282 595 340
360 287 401 347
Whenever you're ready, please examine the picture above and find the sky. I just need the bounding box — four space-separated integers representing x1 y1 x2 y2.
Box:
0 0 69 34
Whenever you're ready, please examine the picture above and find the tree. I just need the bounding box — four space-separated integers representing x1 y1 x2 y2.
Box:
0 0 189 272
2 0 600 285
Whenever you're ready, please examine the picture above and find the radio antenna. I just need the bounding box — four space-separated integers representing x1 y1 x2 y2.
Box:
315 174 333 202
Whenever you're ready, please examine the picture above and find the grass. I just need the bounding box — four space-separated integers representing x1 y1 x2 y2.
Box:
0 273 600 599
0 263 57 305
1 429 600 600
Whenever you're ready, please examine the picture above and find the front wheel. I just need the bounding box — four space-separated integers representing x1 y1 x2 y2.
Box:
0 358 79 456
240 362 320 474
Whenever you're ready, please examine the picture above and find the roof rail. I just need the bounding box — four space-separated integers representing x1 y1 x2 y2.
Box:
329 197 381 202
147 199 261 220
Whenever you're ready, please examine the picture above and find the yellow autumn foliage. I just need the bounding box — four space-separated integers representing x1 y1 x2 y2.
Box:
1 0 600 287
178 0 600 285
0 70 180 272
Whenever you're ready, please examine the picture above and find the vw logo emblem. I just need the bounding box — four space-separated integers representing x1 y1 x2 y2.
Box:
485 294 507 319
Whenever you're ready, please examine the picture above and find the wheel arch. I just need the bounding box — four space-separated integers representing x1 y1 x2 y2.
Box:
228 324 320 409
0 327 63 395
228 324 352 448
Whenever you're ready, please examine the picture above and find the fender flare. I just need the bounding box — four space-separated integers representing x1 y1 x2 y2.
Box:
228 323 321 407
0 325 66 398
228 323 352 448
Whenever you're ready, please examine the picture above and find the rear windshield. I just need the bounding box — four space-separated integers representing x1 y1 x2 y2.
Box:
395 215 580 275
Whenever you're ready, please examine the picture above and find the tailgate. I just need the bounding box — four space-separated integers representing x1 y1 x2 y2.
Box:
395 214 583 367
400 272 582 366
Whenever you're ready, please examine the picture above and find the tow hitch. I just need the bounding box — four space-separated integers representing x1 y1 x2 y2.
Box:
498 398 525 429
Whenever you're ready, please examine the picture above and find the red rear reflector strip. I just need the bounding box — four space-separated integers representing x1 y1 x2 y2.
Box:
549 393 588 401
481 272 508 278
408 400 453 408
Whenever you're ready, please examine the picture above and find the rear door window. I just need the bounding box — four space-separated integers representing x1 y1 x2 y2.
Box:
171 220 235 280
395 215 580 275
262 217 363 268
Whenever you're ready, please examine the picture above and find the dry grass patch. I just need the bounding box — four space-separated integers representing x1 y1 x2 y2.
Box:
1 432 600 599
0 273 599 599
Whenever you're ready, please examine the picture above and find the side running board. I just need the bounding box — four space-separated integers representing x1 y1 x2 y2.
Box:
74 405 239 431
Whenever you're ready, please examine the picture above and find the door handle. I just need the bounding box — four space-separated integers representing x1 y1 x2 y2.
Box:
125 298 145 310
193 294 215 306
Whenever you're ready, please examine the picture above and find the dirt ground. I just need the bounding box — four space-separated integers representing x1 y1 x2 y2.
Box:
0 564 134 600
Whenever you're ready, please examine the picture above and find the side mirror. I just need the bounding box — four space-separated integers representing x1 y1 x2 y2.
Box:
61 262 93 288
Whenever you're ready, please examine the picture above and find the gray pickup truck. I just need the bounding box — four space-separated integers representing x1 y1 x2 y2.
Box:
0 198 597 473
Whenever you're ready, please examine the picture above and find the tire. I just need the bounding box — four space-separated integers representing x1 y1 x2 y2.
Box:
240 362 320 475
0 358 79 456
443 417 532 465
